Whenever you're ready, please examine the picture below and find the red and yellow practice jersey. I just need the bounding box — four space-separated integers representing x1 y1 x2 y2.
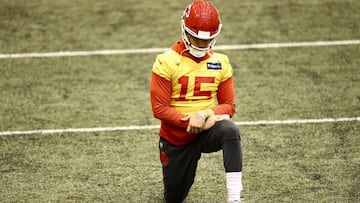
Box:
150 41 236 146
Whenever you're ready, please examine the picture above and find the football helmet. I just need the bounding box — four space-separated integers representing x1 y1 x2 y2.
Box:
181 0 222 58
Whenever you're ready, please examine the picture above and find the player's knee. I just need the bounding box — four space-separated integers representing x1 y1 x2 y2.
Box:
219 120 240 141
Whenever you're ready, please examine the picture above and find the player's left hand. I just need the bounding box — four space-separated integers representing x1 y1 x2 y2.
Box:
203 115 230 130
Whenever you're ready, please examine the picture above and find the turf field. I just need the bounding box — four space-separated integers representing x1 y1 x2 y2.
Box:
1 0 359 202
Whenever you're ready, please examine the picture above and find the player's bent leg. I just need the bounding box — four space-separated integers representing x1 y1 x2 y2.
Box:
219 121 243 203
210 120 242 172
201 120 243 203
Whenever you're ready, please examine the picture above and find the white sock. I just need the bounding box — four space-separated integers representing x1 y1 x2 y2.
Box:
226 172 242 202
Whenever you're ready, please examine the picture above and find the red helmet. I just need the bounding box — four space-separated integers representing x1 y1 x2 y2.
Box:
181 0 222 57
182 0 222 39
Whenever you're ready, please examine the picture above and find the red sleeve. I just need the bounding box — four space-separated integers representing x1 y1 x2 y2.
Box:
150 72 189 129
212 77 236 117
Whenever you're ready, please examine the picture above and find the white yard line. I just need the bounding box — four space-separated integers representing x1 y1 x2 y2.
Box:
0 117 359 136
0 40 359 59
233 117 360 126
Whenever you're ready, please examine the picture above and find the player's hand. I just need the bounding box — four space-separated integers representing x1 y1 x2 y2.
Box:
181 113 206 134
203 115 230 130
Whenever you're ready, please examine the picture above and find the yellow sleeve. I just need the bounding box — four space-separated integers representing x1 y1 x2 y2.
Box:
152 51 179 81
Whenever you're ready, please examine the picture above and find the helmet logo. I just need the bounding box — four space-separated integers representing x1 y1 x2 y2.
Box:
183 4 191 18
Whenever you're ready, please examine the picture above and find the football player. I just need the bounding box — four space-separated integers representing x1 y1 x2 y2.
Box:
150 1 243 202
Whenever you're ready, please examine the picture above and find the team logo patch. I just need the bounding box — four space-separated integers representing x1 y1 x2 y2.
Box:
207 62 222 70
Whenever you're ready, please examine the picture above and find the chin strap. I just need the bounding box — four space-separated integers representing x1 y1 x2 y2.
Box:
176 48 188 65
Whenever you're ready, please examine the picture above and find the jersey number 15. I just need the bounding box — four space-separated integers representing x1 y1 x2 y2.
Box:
176 76 215 101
